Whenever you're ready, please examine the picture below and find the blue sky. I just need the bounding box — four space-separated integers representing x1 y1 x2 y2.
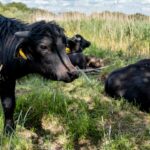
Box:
1 0 150 15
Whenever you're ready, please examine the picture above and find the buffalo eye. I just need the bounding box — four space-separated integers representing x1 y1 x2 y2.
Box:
40 45 48 50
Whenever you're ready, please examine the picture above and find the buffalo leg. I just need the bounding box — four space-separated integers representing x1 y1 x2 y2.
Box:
1 81 16 134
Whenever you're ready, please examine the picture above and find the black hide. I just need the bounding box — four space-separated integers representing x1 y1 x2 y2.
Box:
105 59 150 112
67 34 91 69
0 15 78 133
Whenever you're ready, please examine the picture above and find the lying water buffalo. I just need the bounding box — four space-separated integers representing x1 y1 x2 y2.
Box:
66 34 91 69
0 15 78 133
68 53 104 69
68 53 87 69
67 35 104 69
67 34 91 54
105 59 150 112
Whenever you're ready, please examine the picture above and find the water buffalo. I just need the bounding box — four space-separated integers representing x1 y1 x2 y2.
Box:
66 34 91 69
0 15 78 133
68 53 104 69
67 35 104 69
105 59 150 112
68 53 87 69
67 34 91 54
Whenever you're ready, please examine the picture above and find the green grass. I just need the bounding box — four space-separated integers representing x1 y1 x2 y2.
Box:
1 49 150 149
0 2 150 149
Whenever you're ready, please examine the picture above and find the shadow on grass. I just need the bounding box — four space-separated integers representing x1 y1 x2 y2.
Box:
14 86 150 149
14 88 105 149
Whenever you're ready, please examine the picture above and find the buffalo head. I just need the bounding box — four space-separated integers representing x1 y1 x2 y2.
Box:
67 34 91 53
15 21 79 82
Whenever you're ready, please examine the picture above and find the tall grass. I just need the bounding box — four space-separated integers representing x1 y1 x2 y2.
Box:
1 4 149 56
30 11 150 57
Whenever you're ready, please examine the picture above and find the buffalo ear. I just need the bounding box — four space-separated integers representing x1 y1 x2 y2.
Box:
15 40 33 60
17 48 28 60
16 46 33 60
14 31 30 38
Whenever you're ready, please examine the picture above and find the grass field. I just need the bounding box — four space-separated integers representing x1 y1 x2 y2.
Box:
0 2 150 150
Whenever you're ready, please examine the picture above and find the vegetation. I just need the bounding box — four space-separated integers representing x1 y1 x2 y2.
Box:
0 2 150 150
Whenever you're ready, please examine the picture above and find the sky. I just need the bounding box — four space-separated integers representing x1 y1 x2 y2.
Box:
1 0 150 16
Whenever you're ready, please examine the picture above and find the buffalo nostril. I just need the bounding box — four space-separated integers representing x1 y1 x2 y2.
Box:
68 70 79 79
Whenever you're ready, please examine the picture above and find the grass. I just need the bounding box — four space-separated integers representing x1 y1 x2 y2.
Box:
0 2 150 149
1 50 150 149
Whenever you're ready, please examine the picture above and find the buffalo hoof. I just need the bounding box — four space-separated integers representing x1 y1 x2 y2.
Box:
4 120 15 135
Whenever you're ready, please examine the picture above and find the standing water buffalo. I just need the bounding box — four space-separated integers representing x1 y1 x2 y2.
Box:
105 59 150 112
0 15 78 133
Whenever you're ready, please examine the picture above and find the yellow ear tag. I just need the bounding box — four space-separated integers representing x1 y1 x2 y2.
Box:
19 49 27 60
65 47 71 54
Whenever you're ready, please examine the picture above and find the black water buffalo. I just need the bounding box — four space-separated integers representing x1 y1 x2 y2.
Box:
68 53 87 69
66 34 91 69
67 34 104 69
68 53 104 69
67 34 91 54
0 15 78 133
105 59 150 112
